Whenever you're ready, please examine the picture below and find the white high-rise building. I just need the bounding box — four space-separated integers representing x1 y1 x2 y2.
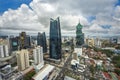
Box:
0 45 9 58
33 46 44 70
4 45 9 57
16 49 30 71
0 45 4 58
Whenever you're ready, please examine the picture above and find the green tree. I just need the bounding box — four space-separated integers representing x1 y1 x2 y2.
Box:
90 65 95 77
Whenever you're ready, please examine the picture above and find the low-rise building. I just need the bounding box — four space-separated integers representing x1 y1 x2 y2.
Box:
32 64 55 80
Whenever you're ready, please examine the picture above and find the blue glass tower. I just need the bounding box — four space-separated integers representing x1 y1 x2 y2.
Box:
49 17 62 59
37 32 47 53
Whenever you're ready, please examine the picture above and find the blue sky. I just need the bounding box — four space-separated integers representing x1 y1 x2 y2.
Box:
0 0 120 22
0 0 120 36
115 0 120 6
0 0 32 13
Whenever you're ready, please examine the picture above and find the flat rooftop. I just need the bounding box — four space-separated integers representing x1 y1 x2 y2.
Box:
32 64 55 80
64 76 76 80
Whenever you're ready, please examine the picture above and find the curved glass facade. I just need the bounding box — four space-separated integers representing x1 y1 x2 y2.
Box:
49 17 61 59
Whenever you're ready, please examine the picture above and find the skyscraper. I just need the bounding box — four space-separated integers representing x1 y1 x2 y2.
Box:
33 46 44 70
37 32 47 53
37 32 42 46
49 17 62 59
42 32 47 53
9 37 19 51
19 32 31 49
16 49 30 71
76 21 84 47
33 46 44 65
0 45 9 58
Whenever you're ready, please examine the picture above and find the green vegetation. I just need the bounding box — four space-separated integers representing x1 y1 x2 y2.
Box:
23 70 35 80
89 65 95 76
114 69 120 76
111 55 120 75
93 47 114 57
112 55 120 68
101 49 114 57
90 77 95 80
102 40 115 47
64 69 81 80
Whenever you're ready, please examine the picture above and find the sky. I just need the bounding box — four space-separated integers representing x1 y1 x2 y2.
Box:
0 0 120 37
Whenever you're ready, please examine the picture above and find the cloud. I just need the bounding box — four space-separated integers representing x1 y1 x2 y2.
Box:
0 0 120 36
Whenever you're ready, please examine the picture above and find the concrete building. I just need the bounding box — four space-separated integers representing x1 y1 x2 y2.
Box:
0 64 16 80
32 64 55 80
16 49 30 71
94 38 102 47
117 37 120 44
86 38 95 47
64 76 76 80
74 48 82 56
73 53 78 60
19 32 31 49
33 46 44 70
71 59 79 70
0 45 9 58
0 45 4 58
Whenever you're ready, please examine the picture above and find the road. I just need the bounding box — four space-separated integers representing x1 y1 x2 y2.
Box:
55 51 73 80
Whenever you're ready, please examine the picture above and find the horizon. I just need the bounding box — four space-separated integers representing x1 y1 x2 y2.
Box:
0 0 120 37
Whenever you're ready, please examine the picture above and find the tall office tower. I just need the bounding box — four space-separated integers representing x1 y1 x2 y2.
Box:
19 32 31 49
16 49 30 71
26 35 31 48
4 45 9 57
9 37 19 51
33 46 44 66
49 17 62 59
42 32 47 53
0 45 4 58
76 21 84 47
0 45 9 58
37 32 47 53
37 32 42 46
19 32 26 49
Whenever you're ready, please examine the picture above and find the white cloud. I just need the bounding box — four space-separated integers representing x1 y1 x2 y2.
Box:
0 0 120 36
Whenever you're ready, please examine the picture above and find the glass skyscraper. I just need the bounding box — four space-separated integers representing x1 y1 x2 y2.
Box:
9 37 19 51
76 22 84 47
49 17 62 59
37 32 47 53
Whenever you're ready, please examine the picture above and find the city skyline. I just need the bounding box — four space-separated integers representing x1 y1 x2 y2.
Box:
0 0 120 37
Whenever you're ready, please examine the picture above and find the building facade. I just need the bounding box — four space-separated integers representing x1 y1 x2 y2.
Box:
37 32 47 53
33 46 44 65
76 22 84 47
9 37 19 51
0 45 9 58
49 17 62 59
19 32 31 49
16 49 30 71
86 38 95 47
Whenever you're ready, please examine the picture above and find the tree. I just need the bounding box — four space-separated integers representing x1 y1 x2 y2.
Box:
112 55 120 68
90 65 95 77
114 69 120 76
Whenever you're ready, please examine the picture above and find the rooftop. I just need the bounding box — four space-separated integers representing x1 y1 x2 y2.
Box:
32 64 55 80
